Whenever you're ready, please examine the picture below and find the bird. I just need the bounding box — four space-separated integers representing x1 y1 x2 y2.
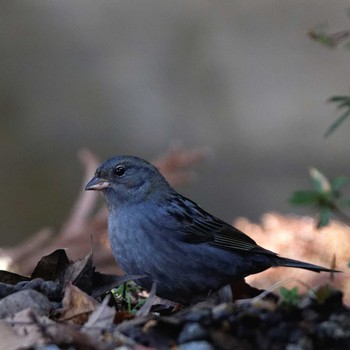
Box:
85 155 338 304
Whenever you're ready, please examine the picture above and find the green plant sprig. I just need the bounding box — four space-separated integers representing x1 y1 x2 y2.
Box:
289 167 350 228
325 94 350 137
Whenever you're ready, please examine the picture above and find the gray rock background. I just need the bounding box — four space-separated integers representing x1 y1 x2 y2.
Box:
1 0 349 245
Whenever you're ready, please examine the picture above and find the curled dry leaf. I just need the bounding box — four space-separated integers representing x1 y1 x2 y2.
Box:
57 282 99 324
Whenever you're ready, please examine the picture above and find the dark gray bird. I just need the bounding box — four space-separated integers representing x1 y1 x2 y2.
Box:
85 155 337 304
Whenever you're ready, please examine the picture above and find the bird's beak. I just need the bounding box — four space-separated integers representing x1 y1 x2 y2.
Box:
85 176 111 191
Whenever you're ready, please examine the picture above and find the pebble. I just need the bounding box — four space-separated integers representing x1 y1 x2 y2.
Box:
178 322 208 344
179 340 215 350
0 289 51 318
35 346 61 350
317 313 350 339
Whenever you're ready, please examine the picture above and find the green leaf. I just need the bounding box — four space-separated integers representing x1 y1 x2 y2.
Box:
289 191 320 205
279 287 299 305
327 95 350 103
309 167 331 193
325 109 350 137
325 94 350 137
317 209 331 228
335 100 350 110
331 176 350 192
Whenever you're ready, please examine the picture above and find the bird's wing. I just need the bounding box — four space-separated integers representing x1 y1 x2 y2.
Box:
167 194 277 256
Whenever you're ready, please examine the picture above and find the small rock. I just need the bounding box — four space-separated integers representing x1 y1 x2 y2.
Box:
268 322 293 342
285 335 313 350
212 302 235 321
317 313 350 339
178 322 208 344
179 340 215 350
35 345 62 350
0 289 51 318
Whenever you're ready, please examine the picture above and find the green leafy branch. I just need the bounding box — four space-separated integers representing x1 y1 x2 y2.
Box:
325 95 350 137
289 167 350 228
308 29 350 48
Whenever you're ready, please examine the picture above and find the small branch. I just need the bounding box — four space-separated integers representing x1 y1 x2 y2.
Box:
58 149 100 239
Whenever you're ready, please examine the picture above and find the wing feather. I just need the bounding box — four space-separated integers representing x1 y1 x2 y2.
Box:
167 194 277 256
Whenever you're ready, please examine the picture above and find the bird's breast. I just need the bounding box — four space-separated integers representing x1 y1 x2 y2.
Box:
107 206 161 276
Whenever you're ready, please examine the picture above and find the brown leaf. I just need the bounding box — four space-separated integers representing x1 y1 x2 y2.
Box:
7 308 55 347
64 252 94 294
31 249 70 281
58 282 99 324
9 308 100 350
0 319 36 350
0 270 30 285
47 322 100 350
82 295 115 341
114 310 135 325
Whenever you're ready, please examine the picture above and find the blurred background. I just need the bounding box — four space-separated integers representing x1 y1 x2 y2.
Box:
1 0 349 246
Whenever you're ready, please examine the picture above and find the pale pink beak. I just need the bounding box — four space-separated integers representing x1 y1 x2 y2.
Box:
85 176 111 191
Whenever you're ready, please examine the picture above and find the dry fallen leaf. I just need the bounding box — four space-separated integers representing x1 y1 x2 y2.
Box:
64 251 94 294
82 295 115 341
7 308 55 348
31 249 70 282
0 319 36 350
57 282 99 324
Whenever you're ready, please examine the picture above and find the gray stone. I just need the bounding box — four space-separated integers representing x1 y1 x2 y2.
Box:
179 340 215 350
178 322 208 344
0 289 51 318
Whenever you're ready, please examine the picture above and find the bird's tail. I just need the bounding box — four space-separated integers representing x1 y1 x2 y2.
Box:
274 256 340 273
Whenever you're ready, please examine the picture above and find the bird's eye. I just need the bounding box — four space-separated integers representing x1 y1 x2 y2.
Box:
114 165 125 177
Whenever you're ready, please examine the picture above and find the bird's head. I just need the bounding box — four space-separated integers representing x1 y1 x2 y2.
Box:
85 155 170 208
